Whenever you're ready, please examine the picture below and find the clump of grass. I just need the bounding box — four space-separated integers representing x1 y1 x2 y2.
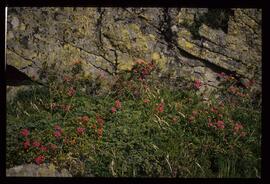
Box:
6 60 261 177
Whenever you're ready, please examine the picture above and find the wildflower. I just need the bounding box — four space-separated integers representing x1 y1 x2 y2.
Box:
96 116 104 127
216 120 225 129
210 107 218 114
143 99 150 104
20 129 30 137
67 87 76 97
208 122 214 127
234 123 243 133
54 125 63 133
192 110 198 117
80 115 90 124
32 141 41 148
115 100 122 109
53 131 61 138
92 124 97 129
155 103 164 113
194 80 202 90
111 107 117 113
23 140 30 150
77 127 85 135
35 155 45 165
97 128 103 139
217 72 226 79
40 145 48 152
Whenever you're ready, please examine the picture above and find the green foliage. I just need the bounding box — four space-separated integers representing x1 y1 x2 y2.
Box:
6 63 261 177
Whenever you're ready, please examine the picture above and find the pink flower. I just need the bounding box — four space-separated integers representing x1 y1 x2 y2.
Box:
40 145 48 152
54 125 63 133
111 107 117 113
96 115 104 127
20 129 30 137
23 140 30 150
67 87 76 97
115 100 122 109
77 127 85 135
216 120 225 129
155 103 164 113
234 123 243 133
53 131 61 138
32 141 41 148
194 80 202 90
217 72 226 79
80 115 90 124
208 122 214 127
35 155 45 165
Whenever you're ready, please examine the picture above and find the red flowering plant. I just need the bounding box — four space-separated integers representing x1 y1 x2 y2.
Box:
131 59 156 81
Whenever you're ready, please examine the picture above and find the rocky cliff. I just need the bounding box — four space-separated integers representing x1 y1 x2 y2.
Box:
6 8 261 92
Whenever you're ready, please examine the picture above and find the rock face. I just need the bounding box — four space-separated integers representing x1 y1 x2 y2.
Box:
6 163 72 177
6 8 261 92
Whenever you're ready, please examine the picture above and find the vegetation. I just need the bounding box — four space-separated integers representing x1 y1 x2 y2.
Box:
6 60 261 177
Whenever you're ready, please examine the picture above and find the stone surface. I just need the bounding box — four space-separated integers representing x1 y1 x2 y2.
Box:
6 163 72 177
6 8 261 93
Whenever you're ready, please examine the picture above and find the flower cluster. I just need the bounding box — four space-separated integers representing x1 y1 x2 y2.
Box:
67 87 76 97
131 59 156 81
208 120 225 129
155 103 164 113
78 115 90 125
194 80 202 90
20 129 30 137
111 100 122 113
77 127 86 135
53 124 63 139
35 155 45 165
96 115 105 139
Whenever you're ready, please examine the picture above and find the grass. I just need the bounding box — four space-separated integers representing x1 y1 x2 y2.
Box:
6 61 261 177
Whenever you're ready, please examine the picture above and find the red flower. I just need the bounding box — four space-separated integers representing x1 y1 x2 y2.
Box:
111 107 117 113
20 129 30 137
79 115 90 124
97 128 103 139
155 103 164 113
194 80 202 90
53 131 61 138
54 125 63 133
23 140 30 150
115 100 122 109
234 123 243 133
216 120 225 129
143 99 150 104
67 87 76 97
188 116 195 122
96 116 104 127
208 122 214 127
32 141 41 148
40 145 48 152
92 124 97 129
35 155 45 165
77 127 85 135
